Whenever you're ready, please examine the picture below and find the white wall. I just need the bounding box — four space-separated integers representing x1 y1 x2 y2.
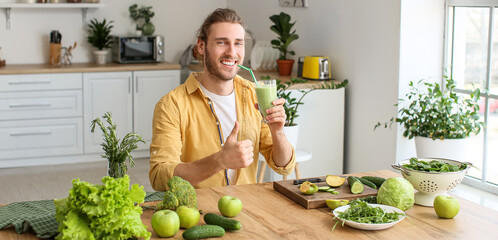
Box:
0 0 226 64
230 0 402 173
396 0 445 162
0 0 446 175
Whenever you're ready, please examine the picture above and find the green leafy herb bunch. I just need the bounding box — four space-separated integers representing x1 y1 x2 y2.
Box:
91 112 145 178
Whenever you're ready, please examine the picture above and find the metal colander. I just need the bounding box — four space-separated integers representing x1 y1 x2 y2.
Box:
392 158 471 206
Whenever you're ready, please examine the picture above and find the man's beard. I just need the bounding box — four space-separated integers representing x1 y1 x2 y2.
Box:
204 47 239 81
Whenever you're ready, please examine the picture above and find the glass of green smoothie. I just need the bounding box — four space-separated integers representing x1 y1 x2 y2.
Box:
255 79 277 123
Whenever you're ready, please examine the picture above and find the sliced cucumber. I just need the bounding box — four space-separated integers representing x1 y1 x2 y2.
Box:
347 176 364 194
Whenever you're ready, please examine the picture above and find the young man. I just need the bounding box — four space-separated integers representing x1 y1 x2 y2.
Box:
149 8 295 190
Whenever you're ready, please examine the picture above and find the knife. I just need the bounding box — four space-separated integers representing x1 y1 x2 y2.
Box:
293 178 324 185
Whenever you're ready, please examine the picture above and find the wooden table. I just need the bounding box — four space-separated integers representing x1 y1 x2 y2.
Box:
1 170 496 239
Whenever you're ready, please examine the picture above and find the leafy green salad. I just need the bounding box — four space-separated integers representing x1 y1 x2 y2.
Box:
402 157 469 172
333 200 404 230
53 175 151 240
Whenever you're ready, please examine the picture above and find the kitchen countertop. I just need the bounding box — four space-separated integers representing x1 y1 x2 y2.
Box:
0 170 496 239
188 63 344 90
0 62 181 75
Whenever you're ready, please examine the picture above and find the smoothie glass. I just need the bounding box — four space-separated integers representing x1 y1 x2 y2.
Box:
255 79 277 123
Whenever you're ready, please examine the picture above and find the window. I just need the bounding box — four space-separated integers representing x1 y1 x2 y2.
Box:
445 0 498 193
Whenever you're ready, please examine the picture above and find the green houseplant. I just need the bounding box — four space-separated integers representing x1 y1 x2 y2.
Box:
91 112 145 178
129 4 155 35
87 18 113 64
375 74 485 164
375 75 484 140
270 12 299 76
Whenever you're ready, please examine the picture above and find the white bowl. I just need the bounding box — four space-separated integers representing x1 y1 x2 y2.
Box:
333 204 405 231
392 158 470 206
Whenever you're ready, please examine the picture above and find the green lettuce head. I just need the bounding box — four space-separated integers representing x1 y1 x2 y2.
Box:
377 177 415 211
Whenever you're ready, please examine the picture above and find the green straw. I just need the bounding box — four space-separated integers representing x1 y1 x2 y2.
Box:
238 64 259 86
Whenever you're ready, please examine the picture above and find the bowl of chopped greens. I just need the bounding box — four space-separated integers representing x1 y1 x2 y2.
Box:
392 157 472 206
332 200 405 231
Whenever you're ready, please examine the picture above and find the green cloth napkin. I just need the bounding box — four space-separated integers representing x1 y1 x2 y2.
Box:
0 191 165 239
0 199 57 239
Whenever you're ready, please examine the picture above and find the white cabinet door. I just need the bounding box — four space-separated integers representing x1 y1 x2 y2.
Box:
83 72 133 154
133 70 180 151
0 118 83 160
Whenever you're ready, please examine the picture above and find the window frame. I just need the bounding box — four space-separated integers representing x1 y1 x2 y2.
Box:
444 0 498 194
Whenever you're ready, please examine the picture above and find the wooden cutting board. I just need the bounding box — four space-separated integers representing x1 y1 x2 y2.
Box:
273 176 377 209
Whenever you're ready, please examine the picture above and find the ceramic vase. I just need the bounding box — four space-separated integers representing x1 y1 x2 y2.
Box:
93 50 108 65
414 136 478 163
142 22 155 36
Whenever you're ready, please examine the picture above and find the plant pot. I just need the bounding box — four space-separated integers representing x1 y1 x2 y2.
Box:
284 124 299 149
93 50 108 64
142 22 155 36
276 59 295 76
414 136 478 163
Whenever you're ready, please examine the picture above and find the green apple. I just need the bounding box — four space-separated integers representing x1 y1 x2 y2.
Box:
218 195 243 218
176 205 200 229
325 199 349 210
433 195 460 219
151 210 180 237
299 181 319 195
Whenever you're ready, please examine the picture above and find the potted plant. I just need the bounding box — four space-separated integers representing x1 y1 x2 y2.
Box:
270 12 299 76
375 74 485 159
262 75 348 148
129 4 155 36
87 18 113 64
91 112 145 178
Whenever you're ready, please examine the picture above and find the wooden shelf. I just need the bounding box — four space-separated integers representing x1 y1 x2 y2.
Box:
0 3 104 8
0 3 105 29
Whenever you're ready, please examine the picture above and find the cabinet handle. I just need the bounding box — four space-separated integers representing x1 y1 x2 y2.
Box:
10 130 52 137
9 103 52 108
128 77 131 93
135 76 139 93
8 81 51 85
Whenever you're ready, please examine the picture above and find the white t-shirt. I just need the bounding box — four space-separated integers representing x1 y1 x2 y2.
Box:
199 83 238 185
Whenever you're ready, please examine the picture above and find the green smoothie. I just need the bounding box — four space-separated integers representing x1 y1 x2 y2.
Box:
255 81 277 122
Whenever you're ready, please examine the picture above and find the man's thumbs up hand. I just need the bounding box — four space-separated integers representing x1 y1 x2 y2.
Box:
225 121 240 143
219 121 254 170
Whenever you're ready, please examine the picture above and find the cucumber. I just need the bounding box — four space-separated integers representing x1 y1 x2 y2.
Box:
182 225 225 240
356 177 377 189
204 213 242 231
317 186 331 191
347 176 364 194
360 176 386 189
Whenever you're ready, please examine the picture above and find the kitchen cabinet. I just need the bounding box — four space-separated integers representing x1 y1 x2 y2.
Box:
0 73 83 162
133 70 180 151
0 63 181 168
83 70 180 154
83 71 133 154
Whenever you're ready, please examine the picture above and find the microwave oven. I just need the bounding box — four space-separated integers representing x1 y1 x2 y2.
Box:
111 35 164 63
